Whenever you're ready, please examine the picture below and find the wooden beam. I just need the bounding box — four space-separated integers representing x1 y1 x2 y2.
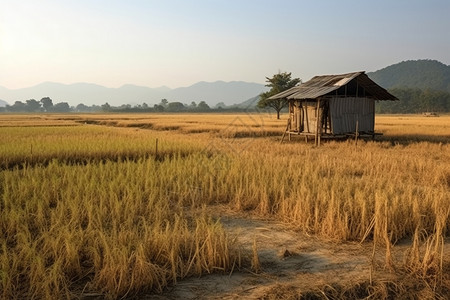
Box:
372 99 375 133
304 102 310 133
318 99 322 146
315 98 321 146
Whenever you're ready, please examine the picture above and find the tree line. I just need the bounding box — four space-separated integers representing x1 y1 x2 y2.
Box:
0 98 256 113
1 97 72 113
104 99 213 113
2 80 448 115
376 87 450 113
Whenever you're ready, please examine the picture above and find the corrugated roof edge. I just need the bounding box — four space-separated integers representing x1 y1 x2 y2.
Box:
268 71 398 101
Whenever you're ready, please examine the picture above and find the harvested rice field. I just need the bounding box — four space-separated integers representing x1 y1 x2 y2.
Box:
1 113 449 299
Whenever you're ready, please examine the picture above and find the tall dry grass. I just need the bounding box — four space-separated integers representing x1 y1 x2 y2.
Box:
0 158 240 299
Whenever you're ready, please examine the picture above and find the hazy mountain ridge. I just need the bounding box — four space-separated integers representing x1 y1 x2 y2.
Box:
0 81 267 107
368 60 450 113
2 59 449 109
367 59 450 92
230 95 261 109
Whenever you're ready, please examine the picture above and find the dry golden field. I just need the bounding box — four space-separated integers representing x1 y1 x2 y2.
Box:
0 113 449 299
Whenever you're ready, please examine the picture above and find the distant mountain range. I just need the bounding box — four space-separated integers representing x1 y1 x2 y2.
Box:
1 59 449 108
367 59 450 92
0 81 267 107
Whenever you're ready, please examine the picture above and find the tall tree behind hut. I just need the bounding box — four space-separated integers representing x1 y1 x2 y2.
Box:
258 72 301 119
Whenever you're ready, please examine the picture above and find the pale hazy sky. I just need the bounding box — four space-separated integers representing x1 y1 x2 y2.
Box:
1 0 449 89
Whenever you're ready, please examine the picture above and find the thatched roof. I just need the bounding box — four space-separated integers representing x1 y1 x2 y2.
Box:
268 71 398 101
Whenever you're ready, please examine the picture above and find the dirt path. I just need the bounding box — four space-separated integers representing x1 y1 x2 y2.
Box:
148 207 408 299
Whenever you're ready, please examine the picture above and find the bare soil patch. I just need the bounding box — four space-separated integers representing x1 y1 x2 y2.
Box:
144 206 450 299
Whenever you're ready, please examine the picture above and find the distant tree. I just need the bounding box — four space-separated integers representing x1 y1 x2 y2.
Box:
119 104 132 111
215 102 226 109
25 99 42 112
142 102 149 110
154 104 164 112
166 102 185 112
258 72 301 119
91 105 102 112
53 102 71 112
197 101 210 111
160 99 168 107
40 97 53 112
8 101 27 112
76 103 90 112
190 101 197 108
101 102 111 112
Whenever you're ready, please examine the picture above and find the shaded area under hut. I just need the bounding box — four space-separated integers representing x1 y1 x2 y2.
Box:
269 71 398 145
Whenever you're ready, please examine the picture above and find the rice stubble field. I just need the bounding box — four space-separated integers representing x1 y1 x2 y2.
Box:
1 113 449 299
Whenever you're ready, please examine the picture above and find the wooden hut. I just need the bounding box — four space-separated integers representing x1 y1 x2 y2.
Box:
269 71 398 145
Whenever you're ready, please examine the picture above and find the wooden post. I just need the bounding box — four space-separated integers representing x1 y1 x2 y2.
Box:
315 99 321 146
355 119 359 147
280 118 290 144
318 99 322 146
299 101 304 132
304 103 310 133
372 99 375 136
